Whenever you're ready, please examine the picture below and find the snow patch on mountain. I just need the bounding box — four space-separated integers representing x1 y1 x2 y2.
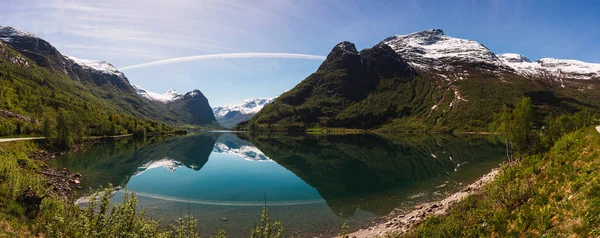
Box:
381 29 505 70
0 26 35 42
498 53 600 80
132 85 183 103
497 53 531 63
66 55 124 77
134 157 182 176
213 98 275 118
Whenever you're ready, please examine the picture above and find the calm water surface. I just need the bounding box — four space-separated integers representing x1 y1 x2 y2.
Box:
49 133 506 236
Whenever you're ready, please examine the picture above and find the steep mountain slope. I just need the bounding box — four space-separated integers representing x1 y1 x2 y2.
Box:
239 29 600 132
0 26 220 128
165 90 221 127
240 42 428 130
213 97 275 128
133 86 221 127
0 40 175 137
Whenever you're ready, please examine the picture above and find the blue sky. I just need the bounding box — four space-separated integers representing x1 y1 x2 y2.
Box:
1 0 599 106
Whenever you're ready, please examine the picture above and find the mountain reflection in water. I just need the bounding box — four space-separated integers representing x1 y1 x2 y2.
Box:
48 132 506 236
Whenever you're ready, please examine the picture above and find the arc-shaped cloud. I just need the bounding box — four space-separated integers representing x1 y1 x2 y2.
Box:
119 53 326 70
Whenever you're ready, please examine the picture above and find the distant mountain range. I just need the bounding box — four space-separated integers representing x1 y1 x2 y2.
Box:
131 86 274 128
238 29 600 132
212 98 275 128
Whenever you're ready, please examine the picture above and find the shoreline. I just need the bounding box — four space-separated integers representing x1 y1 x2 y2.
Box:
29 133 178 199
347 168 500 237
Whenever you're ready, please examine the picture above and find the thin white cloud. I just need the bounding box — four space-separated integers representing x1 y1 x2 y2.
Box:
119 53 326 70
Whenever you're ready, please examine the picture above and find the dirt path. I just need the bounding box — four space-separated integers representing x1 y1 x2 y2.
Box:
0 137 45 143
0 134 134 144
347 169 499 238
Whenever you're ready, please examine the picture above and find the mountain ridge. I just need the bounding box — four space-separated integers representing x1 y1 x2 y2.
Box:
0 25 220 128
238 29 600 132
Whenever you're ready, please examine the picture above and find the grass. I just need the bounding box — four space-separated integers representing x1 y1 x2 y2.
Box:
306 127 366 135
397 126 600 237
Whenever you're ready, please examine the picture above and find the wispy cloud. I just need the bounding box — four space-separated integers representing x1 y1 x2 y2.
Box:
119 53 326 70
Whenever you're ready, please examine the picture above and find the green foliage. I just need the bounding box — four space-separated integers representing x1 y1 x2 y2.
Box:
484 166 533 210
133 125 147 139
542 110 599 148
41 185 170 238
0 119 16 136
495 97 539 154
250 206 284 238
0 142 46 204
171 215 201 238
338 220 349 238
42 113 56 138
400 125 600 237
56 108 74 148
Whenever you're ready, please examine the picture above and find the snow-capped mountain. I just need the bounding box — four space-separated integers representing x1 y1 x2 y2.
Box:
380 29 600 83
0 26 35 42
212 97 275 128
212 134 271 161
66 55 124 77
381 29 507 70
132 85 183 103
213 98 275 117
498 53 600 81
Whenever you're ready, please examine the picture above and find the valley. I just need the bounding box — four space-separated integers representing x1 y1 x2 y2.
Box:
1 14 599 238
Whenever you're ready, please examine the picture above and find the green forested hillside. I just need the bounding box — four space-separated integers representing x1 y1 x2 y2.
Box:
0 42 178 144
0 25 222 136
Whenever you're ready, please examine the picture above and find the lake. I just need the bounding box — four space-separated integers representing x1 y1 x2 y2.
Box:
48 132 506 237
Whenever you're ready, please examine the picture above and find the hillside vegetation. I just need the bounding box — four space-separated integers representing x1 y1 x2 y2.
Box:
0 42 184 147
394 99 600 237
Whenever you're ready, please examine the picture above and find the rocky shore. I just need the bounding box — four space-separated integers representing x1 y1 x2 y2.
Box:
347 168 500 238
29 139 102 198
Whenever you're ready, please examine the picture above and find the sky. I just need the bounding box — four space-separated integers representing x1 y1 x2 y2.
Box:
1 0 599 107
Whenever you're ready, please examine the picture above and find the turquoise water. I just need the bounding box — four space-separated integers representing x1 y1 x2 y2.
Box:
49 133 506 236
127 152 323 206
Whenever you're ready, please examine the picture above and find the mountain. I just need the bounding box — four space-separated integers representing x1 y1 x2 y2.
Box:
0 25 220 130
380 29 509 71
132 85 220 127
212 97 275 128
165 90 221 127
498 53 600 83
238 29 600 132
132 85 183 102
